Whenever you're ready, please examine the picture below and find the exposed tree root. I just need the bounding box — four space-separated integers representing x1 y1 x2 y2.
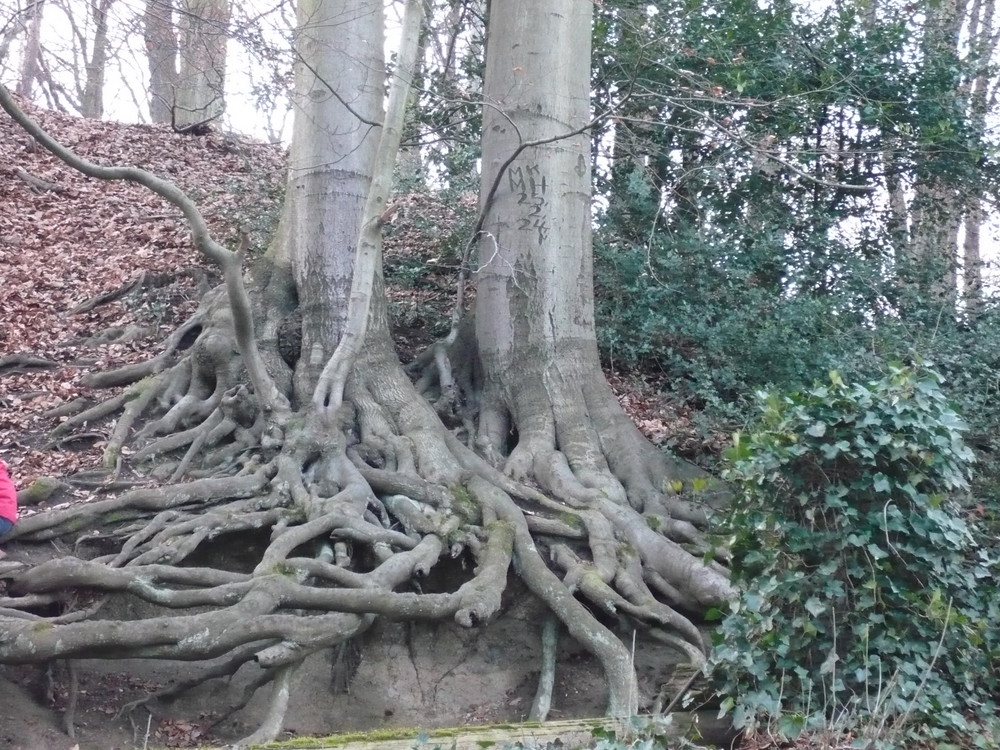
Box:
0 70 732 744
63 659 79 739
232 661 298 747
1 298 733 739
116 642 266 718
68 267 207 317
0 353 58 376
529 615 558 722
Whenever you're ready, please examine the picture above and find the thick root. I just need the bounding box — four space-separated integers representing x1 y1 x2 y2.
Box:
9 313 734 741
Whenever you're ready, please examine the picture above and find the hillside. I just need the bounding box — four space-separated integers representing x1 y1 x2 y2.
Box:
0 96 702 509
0 97 285 490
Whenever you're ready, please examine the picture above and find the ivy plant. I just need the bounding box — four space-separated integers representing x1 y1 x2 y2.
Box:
710 364 1000 741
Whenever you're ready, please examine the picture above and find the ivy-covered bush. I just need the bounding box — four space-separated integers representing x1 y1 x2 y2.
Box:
873 309 1000 503
709 365 1000 741
591 228 876 416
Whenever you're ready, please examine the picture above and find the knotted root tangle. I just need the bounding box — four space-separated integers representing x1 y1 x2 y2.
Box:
3 297 732 745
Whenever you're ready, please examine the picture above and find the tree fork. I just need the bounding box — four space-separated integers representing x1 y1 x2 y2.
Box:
0 3 739 741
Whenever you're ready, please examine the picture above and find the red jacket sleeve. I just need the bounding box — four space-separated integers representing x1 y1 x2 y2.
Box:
0 461 18 523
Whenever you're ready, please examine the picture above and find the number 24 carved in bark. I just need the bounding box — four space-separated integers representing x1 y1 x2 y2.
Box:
509 164 549 244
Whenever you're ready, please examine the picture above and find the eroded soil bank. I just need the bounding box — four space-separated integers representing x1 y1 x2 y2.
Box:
0 565 718 750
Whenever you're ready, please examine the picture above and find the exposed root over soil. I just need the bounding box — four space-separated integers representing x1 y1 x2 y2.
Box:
3 289 732 743
0 41 733 745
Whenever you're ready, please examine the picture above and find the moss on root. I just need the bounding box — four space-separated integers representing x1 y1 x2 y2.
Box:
450 483 481 522
251 721 545 749
17 476 67 507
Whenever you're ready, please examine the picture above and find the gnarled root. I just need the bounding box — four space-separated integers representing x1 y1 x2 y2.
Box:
8 312 735 742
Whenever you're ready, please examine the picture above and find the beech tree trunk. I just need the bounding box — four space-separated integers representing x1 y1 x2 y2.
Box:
143 0 178 123
280 0 384 403
174 0 230 128
475 0 659 507
474 0 729 609
475 0 599 460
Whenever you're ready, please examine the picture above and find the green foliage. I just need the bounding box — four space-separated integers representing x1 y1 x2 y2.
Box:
384 254 439 288
870 309 1000 489
593 228 874 416
407 2 486 190
710 365 1000 740
590 0 1000 437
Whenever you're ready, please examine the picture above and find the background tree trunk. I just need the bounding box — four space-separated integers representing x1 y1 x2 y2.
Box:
143 0 178 123
80 0 114 118
961 0 994 317
905 0 966 308
174 0 230 128
16 0 45 98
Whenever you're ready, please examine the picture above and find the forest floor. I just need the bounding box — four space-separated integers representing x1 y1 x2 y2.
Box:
0 100 720 749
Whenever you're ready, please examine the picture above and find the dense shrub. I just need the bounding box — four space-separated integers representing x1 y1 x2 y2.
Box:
592 229 876 415
709 365 1000 742
871 309 1000 498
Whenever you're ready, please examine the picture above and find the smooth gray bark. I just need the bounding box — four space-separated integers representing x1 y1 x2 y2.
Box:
143 0 178 123
313 0 424 415
475 0 598 461
283 0 384 403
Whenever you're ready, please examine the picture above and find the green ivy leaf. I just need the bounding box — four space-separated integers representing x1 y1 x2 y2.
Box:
805 421 827 437
873 473 892 493
804 597 826 617
717 696 735 718
819 649 839 675
777 713 807 739
866 543 888 560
